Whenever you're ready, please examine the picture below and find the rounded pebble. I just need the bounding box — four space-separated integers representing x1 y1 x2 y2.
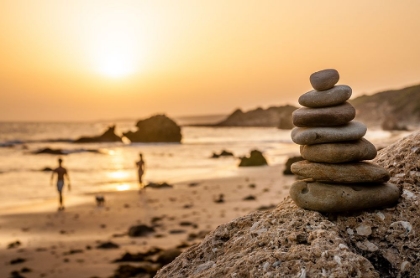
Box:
300 138 377 163
291 121 367 145
292 102 355 127
299 85 352 108
310 69 339 91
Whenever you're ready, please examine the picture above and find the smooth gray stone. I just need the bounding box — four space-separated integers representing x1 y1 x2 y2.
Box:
300 138 377 163
290 180 401 212
310 69 339 91
291 121 367 145
292 102 355 127
299 85 352 108
291 161 390 183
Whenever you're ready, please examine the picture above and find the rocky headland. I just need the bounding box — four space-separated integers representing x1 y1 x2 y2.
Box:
210 84 420 130
349 84 420 130
156 130 420 278
215 105 297 129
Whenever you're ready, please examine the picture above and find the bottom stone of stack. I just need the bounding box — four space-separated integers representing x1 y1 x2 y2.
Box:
289 180 401 212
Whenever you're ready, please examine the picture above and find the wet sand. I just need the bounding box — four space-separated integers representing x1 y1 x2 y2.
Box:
0 164 294 278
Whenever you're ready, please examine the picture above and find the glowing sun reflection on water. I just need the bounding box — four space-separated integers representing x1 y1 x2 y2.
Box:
116 184 131 191
108 171 129 180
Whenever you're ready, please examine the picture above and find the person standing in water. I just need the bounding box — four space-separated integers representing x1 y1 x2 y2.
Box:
50 158 70 210
136 153 145 191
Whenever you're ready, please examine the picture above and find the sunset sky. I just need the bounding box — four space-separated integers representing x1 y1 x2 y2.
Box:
1 0 420 121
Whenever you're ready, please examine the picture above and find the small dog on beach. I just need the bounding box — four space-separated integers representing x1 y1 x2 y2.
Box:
95 195 105 207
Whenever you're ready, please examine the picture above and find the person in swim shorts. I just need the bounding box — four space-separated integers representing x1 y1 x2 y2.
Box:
51 158 71 210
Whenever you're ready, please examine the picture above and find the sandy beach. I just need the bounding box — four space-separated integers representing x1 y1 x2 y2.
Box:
0 164 295 278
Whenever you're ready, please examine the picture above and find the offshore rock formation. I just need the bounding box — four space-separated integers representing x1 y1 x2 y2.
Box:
155 131 420 278
211 150 234 158
74 125 122 143
123 114 182 143
238 150 268 167
290 69 400 212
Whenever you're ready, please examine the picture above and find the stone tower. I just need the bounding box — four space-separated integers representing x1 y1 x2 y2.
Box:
290 69 401 212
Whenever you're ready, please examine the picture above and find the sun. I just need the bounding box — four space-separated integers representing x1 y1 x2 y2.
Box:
94 39 138 78
90 27 141 79
97 51 135 78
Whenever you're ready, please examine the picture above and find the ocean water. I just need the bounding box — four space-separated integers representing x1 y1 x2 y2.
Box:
0 120 400 209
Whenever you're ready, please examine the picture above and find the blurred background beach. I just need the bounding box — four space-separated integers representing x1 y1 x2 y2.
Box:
0 119 295 209
0 118 408 211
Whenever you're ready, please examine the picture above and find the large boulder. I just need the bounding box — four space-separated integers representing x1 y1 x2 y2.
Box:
123 114 182 143
74 125 122 143
238 150 268 167
156 131 420 278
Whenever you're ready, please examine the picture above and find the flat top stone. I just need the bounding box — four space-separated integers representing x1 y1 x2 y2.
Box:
299 85 352 108
290 180 400 213
310 69 339 91
291 160 390 184
292 102 355 127
300 138 377 163
291 121 367 145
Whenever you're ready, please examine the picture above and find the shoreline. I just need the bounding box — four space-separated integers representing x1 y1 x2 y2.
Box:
0 161 289 216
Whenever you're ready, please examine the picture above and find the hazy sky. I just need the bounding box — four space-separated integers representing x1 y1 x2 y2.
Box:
1 0 420 121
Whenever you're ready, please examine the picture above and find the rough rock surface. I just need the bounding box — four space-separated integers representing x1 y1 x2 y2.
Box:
156 131 420 278
123 114 182 143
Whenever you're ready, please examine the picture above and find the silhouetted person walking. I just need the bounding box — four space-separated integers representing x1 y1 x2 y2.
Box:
136 153 145 192
51 158 70 210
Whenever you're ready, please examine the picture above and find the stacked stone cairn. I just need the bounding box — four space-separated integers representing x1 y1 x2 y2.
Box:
289 69 401 213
